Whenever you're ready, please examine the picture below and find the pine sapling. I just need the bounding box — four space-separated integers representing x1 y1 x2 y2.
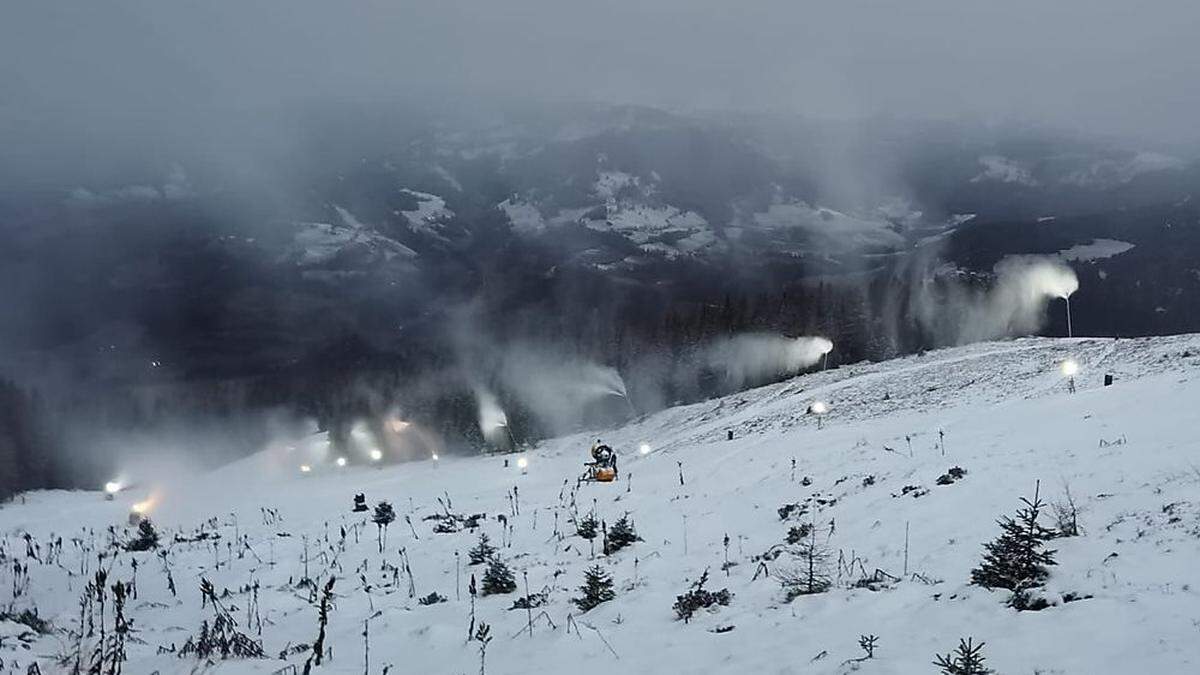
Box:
970 483 1057 607
575 512 599 541
179 578 265 661
1051 482 1081 537
858 634 878 659
418 591 447 605
572 565 615 612
481 557 517 596
672 569 732 622
474 622 492 675
934 637 990 674
468 533 497 565
372 502 396 554
124 520 160 552
604 514 640 555
778 524 831 600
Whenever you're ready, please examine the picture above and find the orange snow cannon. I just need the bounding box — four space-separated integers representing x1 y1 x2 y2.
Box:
583 441 619 483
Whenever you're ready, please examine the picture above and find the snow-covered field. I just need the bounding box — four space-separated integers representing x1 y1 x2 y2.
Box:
4 335 1200 673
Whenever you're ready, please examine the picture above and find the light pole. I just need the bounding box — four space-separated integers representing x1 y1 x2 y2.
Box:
1061 358 1079 393
810 401 829 429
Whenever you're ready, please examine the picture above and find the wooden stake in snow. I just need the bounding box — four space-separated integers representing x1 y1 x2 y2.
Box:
523 571 534 638
903 521 910 576
682 515 689 555
362 618 370 675
467 574 477 643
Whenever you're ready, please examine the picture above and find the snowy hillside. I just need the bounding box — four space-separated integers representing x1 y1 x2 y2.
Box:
4 335 1200 673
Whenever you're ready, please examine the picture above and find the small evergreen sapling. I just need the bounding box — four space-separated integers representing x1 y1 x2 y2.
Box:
603 514 640 555
778 524 831 600
418 592 447 606
468 533 498 565
858 634 878 659
572 565 615 612
785 523 812 545
373 502 396 553
1051 483 1081 537
970 483 1057 607
934 637 990 674
575 512 599 540
672 569 732 622
474 622 493 675
481 557 517 596
179 579 265 661
124 520 160 552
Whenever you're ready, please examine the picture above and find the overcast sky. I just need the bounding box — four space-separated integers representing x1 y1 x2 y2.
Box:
3 0 1199 171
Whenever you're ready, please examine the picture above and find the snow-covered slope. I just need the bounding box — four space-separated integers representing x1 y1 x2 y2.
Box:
4 336 1200 673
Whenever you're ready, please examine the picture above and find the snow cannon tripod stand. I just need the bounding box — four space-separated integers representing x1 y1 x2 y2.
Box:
582 443 619 483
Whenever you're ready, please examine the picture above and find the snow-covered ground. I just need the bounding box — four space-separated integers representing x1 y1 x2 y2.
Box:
399 189 454 240
1056 239 1135 262
4 335 1200 673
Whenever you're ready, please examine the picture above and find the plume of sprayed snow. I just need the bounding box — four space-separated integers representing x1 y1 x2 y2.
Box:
707 334 833 388
933 256 1079 345
496 345 629 434
476 388 509 433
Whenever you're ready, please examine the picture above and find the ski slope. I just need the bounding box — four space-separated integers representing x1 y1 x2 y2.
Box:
4 335 1200 673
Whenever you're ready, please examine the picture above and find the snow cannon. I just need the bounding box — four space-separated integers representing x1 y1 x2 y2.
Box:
128 500 151 526
583 441 619 483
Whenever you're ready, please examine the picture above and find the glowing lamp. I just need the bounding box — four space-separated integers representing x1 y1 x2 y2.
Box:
299 464 312 473
639 443 651 455
431 453 439 461
809 400 829 429
1061 359 1079 377
369 449 383 462
516 456 529 470
104 481 121 494
335 457 347 467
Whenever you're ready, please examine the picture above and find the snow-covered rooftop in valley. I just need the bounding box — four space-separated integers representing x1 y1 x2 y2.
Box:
5 335 1200 673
